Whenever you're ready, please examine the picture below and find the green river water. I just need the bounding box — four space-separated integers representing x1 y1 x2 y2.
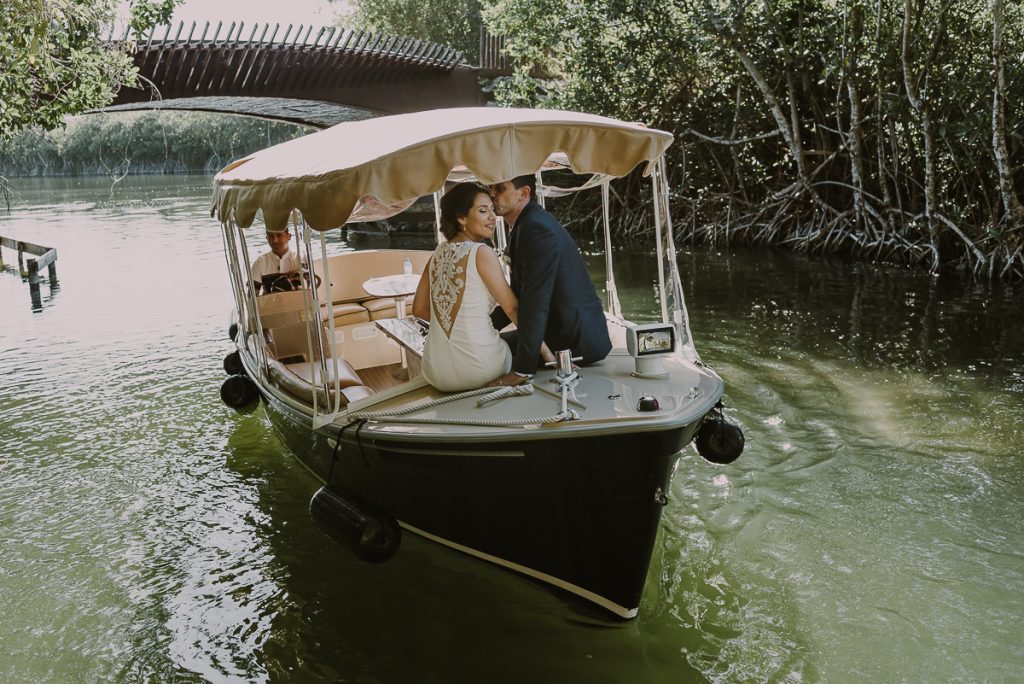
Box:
1 176 1021 683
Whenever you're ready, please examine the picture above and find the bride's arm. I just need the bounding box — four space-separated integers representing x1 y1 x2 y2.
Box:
411 256 432 321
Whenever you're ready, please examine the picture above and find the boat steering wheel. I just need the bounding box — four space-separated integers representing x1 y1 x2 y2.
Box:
263 271 321 293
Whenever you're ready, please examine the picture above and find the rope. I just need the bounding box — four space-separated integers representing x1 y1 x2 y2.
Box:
346 384 577 427
475 384 533 407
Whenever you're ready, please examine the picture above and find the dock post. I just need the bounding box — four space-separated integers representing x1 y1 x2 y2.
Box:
27 257 41 302
27 258 40 285
1 236 58 309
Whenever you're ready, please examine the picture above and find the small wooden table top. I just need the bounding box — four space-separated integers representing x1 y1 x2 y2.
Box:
362 273 420 299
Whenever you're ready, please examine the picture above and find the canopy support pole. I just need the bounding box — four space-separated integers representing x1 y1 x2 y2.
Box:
650 165 669 324
433 189 444 244
297 212 327 417
234 223 268 374
309 221 349 428
600 181 622 318
220 222 245 335
657 157 697 358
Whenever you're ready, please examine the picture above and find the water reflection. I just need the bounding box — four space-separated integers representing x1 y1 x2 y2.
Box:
668 247 1024 681
0 261 59 312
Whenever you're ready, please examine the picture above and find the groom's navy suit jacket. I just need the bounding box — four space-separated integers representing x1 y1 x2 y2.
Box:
494 201 611 374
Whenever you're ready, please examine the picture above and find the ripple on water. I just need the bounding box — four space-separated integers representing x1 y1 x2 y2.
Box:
652 472 812 683
4 180 1024 681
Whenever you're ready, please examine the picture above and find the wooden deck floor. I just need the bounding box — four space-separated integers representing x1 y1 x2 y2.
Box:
357 363 407 392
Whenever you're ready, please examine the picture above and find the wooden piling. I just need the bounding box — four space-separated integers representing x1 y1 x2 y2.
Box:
0 235 58 305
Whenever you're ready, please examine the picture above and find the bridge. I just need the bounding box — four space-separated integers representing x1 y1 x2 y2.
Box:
101 22 509 128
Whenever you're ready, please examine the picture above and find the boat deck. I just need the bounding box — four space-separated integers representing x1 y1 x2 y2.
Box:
357 362 407 392
340 352 724 442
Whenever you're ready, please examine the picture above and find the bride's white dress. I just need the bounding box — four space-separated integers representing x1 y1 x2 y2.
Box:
421 241 512 391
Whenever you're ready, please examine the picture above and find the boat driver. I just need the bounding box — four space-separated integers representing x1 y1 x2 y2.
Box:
251 228 301 294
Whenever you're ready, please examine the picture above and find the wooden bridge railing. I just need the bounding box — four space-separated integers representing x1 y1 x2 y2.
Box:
478 27 510 74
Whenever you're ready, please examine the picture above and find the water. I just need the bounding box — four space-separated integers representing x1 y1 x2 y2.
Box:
1 176 1021 682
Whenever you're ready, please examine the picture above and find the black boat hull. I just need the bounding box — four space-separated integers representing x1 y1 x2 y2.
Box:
262 391 699 617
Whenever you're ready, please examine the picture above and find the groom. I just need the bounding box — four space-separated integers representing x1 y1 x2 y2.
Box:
487 175 611 386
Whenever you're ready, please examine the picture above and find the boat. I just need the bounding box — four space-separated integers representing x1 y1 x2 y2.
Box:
211 107 744 619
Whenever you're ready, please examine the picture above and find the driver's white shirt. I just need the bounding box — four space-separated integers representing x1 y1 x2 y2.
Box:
251 248 301 285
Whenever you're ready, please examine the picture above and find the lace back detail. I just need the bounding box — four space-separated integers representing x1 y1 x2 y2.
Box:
429 241 475 337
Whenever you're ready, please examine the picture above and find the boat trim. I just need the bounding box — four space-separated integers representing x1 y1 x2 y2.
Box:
399 521 639 619
341 442 525 458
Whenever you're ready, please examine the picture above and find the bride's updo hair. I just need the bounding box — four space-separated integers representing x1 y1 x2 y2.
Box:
439 182 490 241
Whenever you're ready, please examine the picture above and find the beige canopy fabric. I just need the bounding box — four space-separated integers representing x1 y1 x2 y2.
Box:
211 107 673 231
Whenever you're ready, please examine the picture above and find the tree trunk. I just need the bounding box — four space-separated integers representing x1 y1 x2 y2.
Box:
991 0 1024 227
847 2 869 236
753 0 814 195
874 0 897 237
729 83 750 202
901 0 939 266
728 40 812 192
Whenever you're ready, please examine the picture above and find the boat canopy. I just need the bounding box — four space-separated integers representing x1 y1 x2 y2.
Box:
211 107 673 231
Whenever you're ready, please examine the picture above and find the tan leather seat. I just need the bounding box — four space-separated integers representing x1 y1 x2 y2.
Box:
329 301 371 326
314 249 431 305
266 357 373 408
362 295 414 320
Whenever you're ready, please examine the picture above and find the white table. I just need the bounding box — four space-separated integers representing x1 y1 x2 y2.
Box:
362 273 420 320
363 273 421 377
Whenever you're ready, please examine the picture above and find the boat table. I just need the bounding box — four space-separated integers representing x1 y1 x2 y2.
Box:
374 317 426 379
362 273 420 319
363 273 421 379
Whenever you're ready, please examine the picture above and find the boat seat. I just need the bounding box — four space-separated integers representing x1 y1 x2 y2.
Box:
266 357 374 408
362 295 413 321
328 302 371 326
314 249 430 305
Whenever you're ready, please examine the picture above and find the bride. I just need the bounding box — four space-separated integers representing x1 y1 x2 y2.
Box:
411 182 544 392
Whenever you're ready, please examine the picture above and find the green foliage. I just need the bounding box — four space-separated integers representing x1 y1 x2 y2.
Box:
0 0 181 142
128 0 178 37
486 0 709 123
344 0 484 62
0 112 309 177
486 0 1024 271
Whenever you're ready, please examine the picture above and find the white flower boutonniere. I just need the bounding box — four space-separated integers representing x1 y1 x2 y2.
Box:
500 253 512 268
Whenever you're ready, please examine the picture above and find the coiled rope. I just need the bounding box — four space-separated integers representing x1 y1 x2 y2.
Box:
346 383 576 427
